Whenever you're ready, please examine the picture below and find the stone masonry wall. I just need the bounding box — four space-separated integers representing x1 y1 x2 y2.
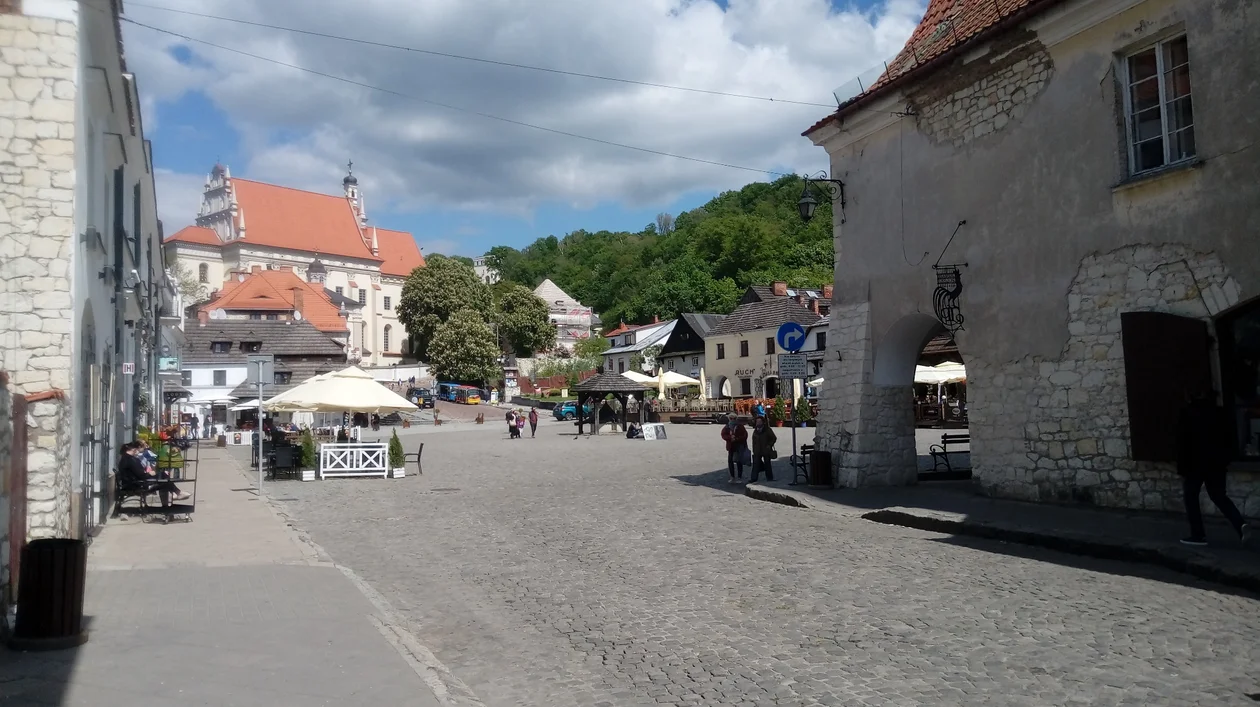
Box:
814 302 919 488
0 372 11 634
0 12 79 539
969 244 1260 517
910 34 1054 148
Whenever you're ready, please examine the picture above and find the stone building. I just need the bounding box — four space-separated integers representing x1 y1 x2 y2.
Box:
164 163 425 367
0 0 175 623
805 0 1260 517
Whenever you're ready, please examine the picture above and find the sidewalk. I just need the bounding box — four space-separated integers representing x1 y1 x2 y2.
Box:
745 478 1260 594
1 445 445 707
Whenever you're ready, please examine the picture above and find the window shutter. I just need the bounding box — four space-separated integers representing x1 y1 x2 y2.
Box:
1121 311 1213 462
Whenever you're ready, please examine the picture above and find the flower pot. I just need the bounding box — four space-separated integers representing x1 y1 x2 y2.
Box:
773 421 783 427
300 468 316 482
391 467 406 478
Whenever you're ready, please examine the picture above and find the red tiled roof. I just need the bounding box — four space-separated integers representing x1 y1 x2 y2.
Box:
165 225 222 247
803 0 1060 136
230 179 381 262
206 269 348 333
374 227 425 278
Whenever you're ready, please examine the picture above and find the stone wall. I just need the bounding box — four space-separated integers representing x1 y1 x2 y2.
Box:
970 244 1260 517
0 372 11 634
814 302 919 488
909 33 1054 148
0 11 79 538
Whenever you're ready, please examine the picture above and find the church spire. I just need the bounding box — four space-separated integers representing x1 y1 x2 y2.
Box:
343 159 367 226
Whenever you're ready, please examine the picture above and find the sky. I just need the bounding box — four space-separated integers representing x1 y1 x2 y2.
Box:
122 0 924 258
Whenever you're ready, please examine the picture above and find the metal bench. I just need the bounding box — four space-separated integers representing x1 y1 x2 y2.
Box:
402 442 424 476
929 433 971 474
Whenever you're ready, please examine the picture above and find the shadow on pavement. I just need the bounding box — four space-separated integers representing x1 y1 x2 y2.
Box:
672 468 758 496
0 615 92 706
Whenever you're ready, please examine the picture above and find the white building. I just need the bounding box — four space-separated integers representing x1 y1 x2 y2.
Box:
0 0 178 619
472 256 500 285
164 163 425 367
533 278 595 351
602 319 674 375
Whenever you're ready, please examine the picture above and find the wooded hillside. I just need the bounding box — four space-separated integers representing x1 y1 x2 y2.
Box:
483 175 834 329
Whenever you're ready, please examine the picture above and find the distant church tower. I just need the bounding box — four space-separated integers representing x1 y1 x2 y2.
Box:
344 160 367 227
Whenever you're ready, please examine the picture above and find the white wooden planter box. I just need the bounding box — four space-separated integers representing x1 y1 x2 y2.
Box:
300 469 316 482
391 467 406 478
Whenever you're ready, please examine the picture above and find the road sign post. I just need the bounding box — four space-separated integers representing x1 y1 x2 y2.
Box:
246 355 275 496
775 323 809 473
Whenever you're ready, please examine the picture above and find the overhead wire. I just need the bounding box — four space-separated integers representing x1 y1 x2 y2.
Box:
121 17 791 178
123 1 837 109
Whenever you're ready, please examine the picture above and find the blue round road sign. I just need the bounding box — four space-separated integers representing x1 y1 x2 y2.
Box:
776 322 807 353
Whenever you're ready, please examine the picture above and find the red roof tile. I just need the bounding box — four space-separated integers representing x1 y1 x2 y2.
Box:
165 225 222 247
231 179 381 262
803 0 1060 136
207 269 348 333
374 227 425 278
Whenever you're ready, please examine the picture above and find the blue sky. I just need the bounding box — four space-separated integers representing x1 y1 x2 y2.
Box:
128 0 922 258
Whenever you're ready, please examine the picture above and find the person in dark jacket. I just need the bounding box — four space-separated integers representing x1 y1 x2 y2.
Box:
720 417 748 483
118 442 188 508
1177 392 1251 546
748 416 777 483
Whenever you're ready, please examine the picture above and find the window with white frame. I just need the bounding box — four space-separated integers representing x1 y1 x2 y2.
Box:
1124 35 1195 174
383 296 392 311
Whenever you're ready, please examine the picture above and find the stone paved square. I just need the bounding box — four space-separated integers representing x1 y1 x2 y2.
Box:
261 419 1260 706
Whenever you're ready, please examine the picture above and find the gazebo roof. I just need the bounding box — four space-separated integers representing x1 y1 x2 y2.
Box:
573 372 651 393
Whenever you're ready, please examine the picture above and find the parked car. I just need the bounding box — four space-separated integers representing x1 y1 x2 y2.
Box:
405 387 436 409
551 401 592 421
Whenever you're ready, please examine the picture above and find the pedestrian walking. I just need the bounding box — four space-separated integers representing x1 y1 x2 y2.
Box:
517 413 526 437
1177 391 1252 546
720 416 748 484
506 409 519 439
749 415 777 483
189 415 199 439
528 408 539 438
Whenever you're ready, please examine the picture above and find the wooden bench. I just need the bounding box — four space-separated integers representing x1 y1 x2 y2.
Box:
789 444 814 486
928 434 970 474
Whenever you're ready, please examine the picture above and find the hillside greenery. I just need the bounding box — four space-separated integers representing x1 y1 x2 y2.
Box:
483 175 833 329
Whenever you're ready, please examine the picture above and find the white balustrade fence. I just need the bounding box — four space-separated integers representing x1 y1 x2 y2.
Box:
319 442 389 479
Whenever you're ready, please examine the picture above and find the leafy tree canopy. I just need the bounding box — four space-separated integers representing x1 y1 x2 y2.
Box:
494 283 557 357
482 175 832 328
396 256 492 360
428 310 501 384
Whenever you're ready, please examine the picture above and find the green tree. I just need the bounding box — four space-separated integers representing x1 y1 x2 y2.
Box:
573 336 609 361
396 257 492 360
428 310 501 384
494 283 556 357
300 428 317 469
169 262 209 305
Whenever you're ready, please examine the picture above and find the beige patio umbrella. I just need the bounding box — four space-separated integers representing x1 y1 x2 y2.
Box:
264 366 419 414
657 371 701 389
621 370 655 384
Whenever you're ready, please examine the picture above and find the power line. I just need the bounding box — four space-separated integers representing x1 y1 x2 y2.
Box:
123 1 837 109
121 17 789 178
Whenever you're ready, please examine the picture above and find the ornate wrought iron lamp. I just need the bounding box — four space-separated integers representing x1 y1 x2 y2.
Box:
797 171 847 224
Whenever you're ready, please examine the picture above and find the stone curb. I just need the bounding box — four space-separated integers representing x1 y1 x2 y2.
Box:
745 485 1260 594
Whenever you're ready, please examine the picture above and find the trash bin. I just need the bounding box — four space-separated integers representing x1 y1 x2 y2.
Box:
809 450 833 488
11 538 89 650
216 434 227 447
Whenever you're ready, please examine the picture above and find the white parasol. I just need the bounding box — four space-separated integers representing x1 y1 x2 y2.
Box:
264 366 419 414
914 362 966 385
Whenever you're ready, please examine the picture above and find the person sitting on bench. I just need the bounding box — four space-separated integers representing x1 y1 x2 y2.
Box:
119 442 189 507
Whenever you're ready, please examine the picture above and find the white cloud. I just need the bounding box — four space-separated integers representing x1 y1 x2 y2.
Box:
153 168 207 233
124 0 922 219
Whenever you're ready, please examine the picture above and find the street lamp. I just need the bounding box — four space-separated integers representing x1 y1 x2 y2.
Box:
797 171 847 224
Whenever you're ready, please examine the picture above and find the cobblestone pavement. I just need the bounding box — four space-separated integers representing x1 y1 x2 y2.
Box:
272 424 1260 707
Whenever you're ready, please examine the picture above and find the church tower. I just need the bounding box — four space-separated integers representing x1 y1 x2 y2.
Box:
343 161 367 227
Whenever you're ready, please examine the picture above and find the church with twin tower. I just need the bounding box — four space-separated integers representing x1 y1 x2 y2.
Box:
164 163 426 366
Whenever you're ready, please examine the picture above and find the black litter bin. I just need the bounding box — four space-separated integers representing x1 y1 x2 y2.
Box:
11 538 89 650
809 450 833 488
